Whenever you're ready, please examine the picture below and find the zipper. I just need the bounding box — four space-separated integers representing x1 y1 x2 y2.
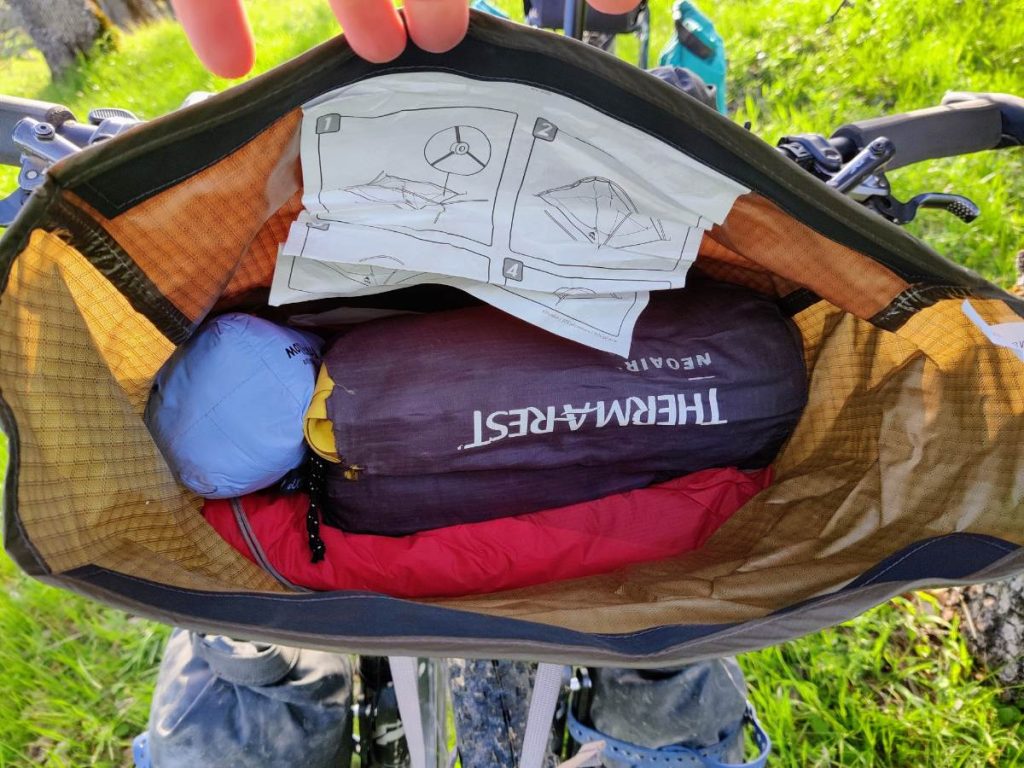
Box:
230 497 309 592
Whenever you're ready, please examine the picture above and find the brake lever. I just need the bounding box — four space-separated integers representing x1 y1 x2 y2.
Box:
0 119 89 227
0 151 46 226
869 192 980 224
827 137 895 193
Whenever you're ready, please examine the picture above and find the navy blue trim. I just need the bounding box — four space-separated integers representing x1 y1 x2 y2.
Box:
0 393 48 576
843 533 1016 589
58 533 1017 656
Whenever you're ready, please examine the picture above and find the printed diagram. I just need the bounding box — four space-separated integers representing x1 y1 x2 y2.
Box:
343 126 493 225
424 126 492 176
343 172 483 225
344 173 462 211
486 281 644 339
286 233 427 295
308 108 516 246
539 177 669 250
280 72 750 354
509 119 700 274
318 255 425 289
553 287 625 304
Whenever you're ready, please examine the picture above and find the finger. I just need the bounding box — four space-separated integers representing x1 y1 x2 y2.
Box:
170 0 255 78
328 0 408 63
404 0 470 55
587 0 642 13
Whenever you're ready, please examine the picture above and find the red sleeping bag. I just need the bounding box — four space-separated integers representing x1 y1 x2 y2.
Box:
203 467 772 598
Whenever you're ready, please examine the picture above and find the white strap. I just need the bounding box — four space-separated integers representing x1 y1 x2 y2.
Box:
389 656 427 768
519 663 568 768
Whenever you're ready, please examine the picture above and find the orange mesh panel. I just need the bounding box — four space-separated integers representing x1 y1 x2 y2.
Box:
221 189 304 305
691 256 789 296
710 193 909 319
68 111 302 324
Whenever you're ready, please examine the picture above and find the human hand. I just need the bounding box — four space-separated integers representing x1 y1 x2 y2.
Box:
171 0 641 78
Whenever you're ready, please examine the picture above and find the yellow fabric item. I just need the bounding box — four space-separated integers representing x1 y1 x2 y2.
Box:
305 365 341 463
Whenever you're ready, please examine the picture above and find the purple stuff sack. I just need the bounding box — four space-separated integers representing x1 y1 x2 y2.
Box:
319 278 807 535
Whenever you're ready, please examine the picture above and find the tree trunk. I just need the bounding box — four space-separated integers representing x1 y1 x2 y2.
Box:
958 577 1024 700
96 0 170 29
8 0 105 80
1015 250 1024 298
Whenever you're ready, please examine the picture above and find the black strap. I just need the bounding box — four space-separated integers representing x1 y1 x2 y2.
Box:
191 632 299 687
306 455 327 563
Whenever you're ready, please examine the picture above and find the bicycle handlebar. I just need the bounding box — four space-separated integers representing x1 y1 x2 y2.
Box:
942 91 1024 147
830 94 1024 170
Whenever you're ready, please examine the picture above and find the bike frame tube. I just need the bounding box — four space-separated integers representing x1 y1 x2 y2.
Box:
563 0 588 40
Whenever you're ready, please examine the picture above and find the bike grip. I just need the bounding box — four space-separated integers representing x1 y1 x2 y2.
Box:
0 95 75 167
830 98 1004 170
942 91 1024 148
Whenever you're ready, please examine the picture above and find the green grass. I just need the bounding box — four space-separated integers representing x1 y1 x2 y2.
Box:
742 594 1024 767
1 0 1023 765
0 434 171 767
713 0 1024 283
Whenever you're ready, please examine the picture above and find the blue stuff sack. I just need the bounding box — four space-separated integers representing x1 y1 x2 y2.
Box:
144 313 321 498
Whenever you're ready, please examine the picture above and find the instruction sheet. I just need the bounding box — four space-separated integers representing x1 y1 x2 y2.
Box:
272 72 749 355
963 300 1024 362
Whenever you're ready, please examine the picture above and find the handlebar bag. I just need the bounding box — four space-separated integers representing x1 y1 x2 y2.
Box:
1 11 1022 665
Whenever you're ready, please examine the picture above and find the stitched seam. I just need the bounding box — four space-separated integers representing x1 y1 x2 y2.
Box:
664 537 1020 648
0 397 50 575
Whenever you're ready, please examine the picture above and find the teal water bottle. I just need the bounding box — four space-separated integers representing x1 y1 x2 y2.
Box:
657 0 728 114
470 0 511 18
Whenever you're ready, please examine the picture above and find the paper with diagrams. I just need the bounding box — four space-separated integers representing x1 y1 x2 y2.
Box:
272 72 749 354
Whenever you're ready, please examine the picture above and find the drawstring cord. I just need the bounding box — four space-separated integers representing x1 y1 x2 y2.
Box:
306 455 327 563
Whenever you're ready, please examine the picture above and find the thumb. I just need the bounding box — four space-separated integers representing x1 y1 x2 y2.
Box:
586 0 643 13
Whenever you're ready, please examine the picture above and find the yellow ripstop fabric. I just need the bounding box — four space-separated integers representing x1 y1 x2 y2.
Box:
305 365 341 463
442 298 1024 632
0 230 283 592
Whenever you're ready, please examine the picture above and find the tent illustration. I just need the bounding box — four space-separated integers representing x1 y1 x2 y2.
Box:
538 176 668 249
345 172 463 212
